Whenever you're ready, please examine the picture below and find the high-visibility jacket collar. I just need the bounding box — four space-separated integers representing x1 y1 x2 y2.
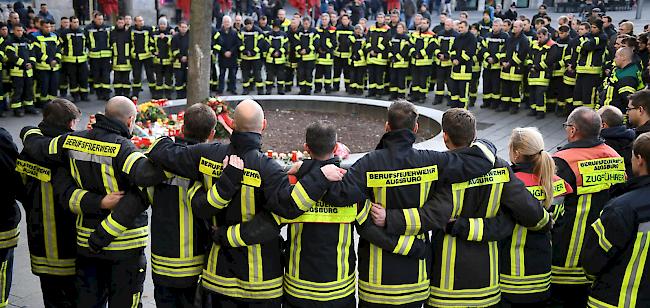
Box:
375 128 416 151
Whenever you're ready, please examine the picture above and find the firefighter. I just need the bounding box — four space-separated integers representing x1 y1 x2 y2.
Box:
573 20 607 109
449 21 476 109
296 16 319 95
210 25 219 93
433 19 456 105
16 99 90 307
480 18 508 109
0 128 23 308
323 101 497 308
6 24 37 117
85 13 111 100
388 22 411 100
527 28 559 119
599 47 644 111
171 21 189 99
366 13 390 97
500 20 530 114
148 104 217 308
130 16 155 98
409 18 435 104
582 132 650 308
20 96 168 307
32 20 61 107
285 18 301 94
265 19 288 95
469 23 482 107
60 17 89 103
333 14 354 93
152 17 173 99
478 11 493 38
110 17 132 97
215 16 240 95
145 99 345 307
239 18 266 95
551 107 625 307
551 25 572 116
0 23 10 116
349 24 367 96
314 13 336 94
56 17 69 97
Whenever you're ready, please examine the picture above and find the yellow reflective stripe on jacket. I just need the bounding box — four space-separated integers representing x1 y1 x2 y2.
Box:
48 135 61 155
368 187 387 285
358 279 430 305
207 183 230 209
617 226 650 307
62 135 121 157
226 224 246 247
76 225 148 250
467 218 484 241
529 209 551 231
21 128 43 142
291 181 316 211
68 188 87 215
100 213 128 237
356 199 372 225
592 218 613 252
15 159 51 182
284 273 355 301
565 194 591 269
40 181 59 258
510 224 528 276
122 151 146 174
392 235 416 255
428 283 501 307
366 165 438 188
0 228 19 249
402 207 422 236
29 254 76 276
500 272 551 295
281 202 356 223
151 253 204 278
201 270 283 299
588 296 618 308
551 265 591 284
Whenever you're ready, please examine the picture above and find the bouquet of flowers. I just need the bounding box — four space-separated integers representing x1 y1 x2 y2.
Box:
136 99 169 124
204 97 234 139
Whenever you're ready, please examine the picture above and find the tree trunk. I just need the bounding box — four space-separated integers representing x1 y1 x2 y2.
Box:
187 0 214 106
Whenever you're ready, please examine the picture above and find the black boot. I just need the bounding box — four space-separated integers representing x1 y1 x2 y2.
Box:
25 105 39 114
536 112 546 119
527 109 537 117
433 96 443 105
13 108 24 117
509 105 519 114
257 87 265 95
72 94 81 103
481 99 491 109
80 93 89 102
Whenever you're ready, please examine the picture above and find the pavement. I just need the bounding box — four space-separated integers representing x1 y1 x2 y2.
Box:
0 4 644 307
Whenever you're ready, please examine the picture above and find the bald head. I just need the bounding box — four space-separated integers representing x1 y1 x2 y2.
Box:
233 99 265 133
105 96 137 132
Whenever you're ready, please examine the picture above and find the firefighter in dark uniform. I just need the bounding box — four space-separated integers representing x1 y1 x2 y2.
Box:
0 24 10 116
85 13 111 100
110 17 132 97
285 18 301 94
478 11 493 38
433 19 456 105
0 127 23 308
388 22 411 100
152 18 173 99
16 99 88 307
130 16 155 98
6 24 37 117
171 21 189 99
551 25 572 116
210 25 219 93
469 24 482 107
583 132 650 308
573 20 607 109
265 20 288 95
333 14 354 93
409 19 435 104
32 20 61 107
215 16 240 95
551 107 625 307
599 47 644 111
500 20 530 114
314 13 336 94
60 17 89 103
527 28 559 119
449 21 476 109
480 18 508 109
366 13 390 97
349 24 367 96
56 17 69 97
323 101 498 308
296 16 319 95
239 18 266 95
145 99 344 308
20 96 167 307
147 104 217 308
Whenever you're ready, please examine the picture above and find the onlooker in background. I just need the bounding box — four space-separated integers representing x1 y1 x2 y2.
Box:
37 3 54 23
494 4 505 19
403 0 416 28
419 3 431 23
602 15 616 38
598 105 635 177
13 2 29 28
349 0 365 25
627 90 650 138
532 4 547 24
73 0 88 25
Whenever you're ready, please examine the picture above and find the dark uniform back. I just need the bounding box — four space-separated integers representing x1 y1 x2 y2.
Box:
333 23 354 92
31 30 61 106
171 29 189 98
60 27 89 102
110 26 132 97
130 25 155 96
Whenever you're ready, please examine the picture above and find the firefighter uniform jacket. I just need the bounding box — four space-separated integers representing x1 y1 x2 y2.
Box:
0 128 22 253
60 28 87 64
334 24 354 59
366 24 390 66
287 27 301 68
478 19 493 38
501 33 530 81
385 158 553 307
564 37 580 86
527 39 559 86
146 132 333 301
31 31 61 71
450 31 476 81
434 29 457 67
239 30 266 61
85 23 110 59
554 36 571 78
265 30 288 65
295 27 319 62
388 33 411 69
576 32 607 75
599 63 644 110
131 25 153 60
171 31 189 69
349 34 366 67
323 129 497 306
5 35 36 77
583 175 650 308
552 139 624 286
110 26 132 71
152 28 172 66
20 114 166 260
146 137 209 288
17 123 88 277
410 31 435 67
316 25 336 66
481 30 508 70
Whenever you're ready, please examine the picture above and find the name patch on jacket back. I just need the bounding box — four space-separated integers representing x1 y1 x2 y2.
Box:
366 165 438 187
15 159 51 182
199 157 261 187
452 167 509 190
63 136 120 157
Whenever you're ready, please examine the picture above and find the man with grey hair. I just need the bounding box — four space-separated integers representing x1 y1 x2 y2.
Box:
551 106 624 306
152 17 174 99
598 105 635 176
480 17 508 109
215 15 240 94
